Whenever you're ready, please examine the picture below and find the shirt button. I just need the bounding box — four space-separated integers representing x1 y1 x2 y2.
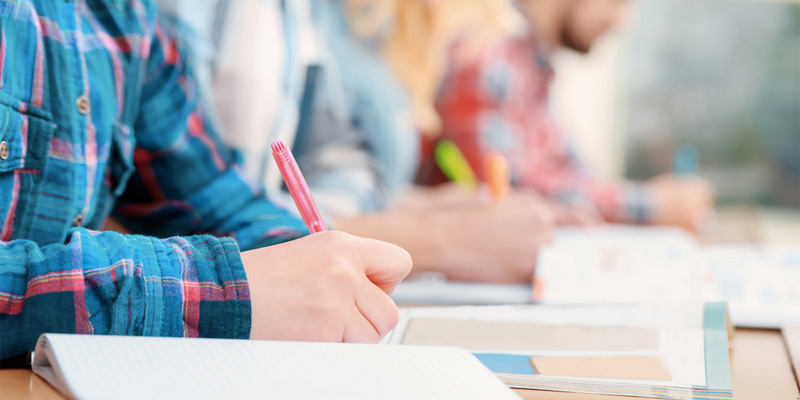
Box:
76 95 90 114
72 215 84 227
0 141 8 160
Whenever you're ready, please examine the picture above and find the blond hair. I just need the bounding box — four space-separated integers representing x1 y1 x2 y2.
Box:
347 0 524 136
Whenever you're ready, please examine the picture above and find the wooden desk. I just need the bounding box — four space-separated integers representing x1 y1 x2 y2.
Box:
515 329 800 400
1 329 797 400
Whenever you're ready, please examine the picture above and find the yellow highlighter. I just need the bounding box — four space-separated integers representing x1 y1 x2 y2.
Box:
485 152 511 202
435 140 479 190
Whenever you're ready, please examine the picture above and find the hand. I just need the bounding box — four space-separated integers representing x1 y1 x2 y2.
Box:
647 174 715 234
241 231 412 343
433 191 555 283
544 200 605 227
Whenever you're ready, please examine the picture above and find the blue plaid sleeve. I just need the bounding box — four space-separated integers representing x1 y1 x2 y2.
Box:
112 17 308 249
0 229 250 359
0 3 309 360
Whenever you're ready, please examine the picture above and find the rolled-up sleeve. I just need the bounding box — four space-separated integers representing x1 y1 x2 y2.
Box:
112 16 308 250
0 229 250 359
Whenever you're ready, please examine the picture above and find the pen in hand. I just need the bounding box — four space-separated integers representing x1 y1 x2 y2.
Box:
271 140 327 233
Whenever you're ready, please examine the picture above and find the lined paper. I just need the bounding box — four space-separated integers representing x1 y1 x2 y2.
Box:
401 318 660 352
33 334 519 400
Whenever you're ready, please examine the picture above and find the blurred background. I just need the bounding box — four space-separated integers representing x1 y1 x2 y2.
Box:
550 0 799 242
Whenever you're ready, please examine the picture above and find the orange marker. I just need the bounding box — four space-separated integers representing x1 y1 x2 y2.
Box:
485 152 510 202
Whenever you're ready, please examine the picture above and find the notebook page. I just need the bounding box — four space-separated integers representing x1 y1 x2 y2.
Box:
384 304 706 345
35 334 519 400
535 242 703 304
392 280 533 305
386 306 707 387
553 226 698 248
536 240 800 328
702 245 800 328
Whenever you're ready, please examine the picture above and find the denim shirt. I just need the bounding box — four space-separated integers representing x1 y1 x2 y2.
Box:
0 0 306 359
310 0 419 207
159 0 418 218
312 0 420 211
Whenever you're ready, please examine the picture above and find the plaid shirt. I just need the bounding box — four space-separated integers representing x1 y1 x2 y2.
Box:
0 0 307 359
423 36 652 223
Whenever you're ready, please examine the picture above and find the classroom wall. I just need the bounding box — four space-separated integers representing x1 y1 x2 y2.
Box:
550 0 800 208
549 32 627 181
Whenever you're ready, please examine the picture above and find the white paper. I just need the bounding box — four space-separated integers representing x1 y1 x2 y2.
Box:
392 280 533 305
384 304 708 388
33 334 519 400
535 226 800 328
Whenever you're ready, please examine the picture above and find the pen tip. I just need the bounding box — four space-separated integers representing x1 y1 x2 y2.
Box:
271 140 287 153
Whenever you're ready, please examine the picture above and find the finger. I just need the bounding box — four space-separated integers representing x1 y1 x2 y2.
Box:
351 237 412 294
341 304 383 344
354 278 400 339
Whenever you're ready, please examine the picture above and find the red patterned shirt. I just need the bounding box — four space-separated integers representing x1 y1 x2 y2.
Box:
422 36 652 223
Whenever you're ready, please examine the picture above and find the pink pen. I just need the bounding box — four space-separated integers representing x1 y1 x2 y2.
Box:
271 140 328 233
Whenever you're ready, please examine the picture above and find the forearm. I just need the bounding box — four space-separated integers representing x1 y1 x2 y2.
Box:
585 181 655 224
0 229 251 359
332 194 551 284
331 211 448 275
395 185 481 212
114 164 308 250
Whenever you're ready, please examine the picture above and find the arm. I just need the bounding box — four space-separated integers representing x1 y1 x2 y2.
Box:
332 190 555 284
0 229 415 359
436 39 715 228
112 16 307 249
160 2 393 220
0 11 410 361
0 229 249 359
109 15 409 346
583 180 654 224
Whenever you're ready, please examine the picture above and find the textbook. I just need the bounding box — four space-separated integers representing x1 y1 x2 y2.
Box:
382 303 734 400
31 334 520 400
536 226 800 328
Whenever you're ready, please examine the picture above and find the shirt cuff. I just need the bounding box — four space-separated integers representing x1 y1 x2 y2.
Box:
195 237 252 340
141 235 252 340
619 183 655 223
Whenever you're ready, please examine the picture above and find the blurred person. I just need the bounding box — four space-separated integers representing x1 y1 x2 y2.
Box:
382 0 715 233
156 0 555 284
1 0 412 360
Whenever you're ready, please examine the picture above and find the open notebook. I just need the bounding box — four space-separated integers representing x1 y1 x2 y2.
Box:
32 334 520 400
536 226 800 328
382 303 734 400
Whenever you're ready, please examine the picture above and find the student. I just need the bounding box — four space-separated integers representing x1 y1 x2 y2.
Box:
0 0 411 360
157 0 555 284
402 0 715 233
